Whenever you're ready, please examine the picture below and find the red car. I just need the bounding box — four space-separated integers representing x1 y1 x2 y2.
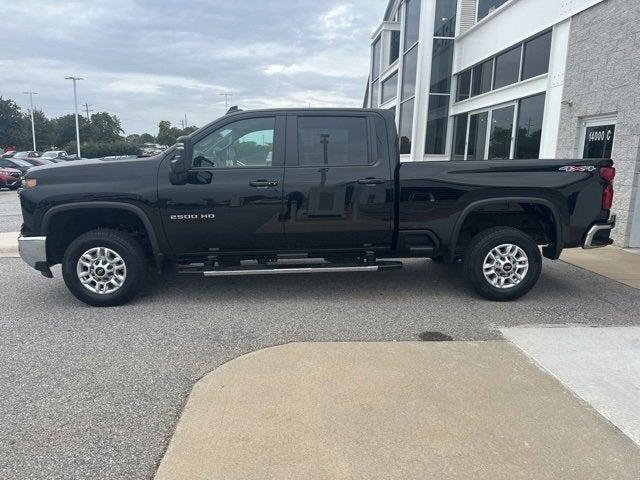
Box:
0 167 22 190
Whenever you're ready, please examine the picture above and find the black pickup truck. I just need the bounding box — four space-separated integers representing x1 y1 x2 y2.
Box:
18 108 616 306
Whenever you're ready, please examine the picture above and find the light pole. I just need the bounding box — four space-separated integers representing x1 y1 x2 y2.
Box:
218 92 233 112
65 76 84 157
23 91 38 151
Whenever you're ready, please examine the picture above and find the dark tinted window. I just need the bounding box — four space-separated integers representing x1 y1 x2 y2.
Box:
468 112 488 160
401 44 419 100
389 31 401 64
516 93 546 159
297 117 369 166
522 31 552 80
399 98 415 155
477 0 508 20
494 45 521 89
381 72 398 104
425 95 449 155
471 59 493 97
404 0 421 49
434 0 457 37
430 39 454 94
583 125 616 159
452 114 468 160
456 69 471 101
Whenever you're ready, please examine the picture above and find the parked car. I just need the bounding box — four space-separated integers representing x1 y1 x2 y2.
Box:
41 150 69 162
0 167 22 190
17 108 616 307
6 151 42 159
0 157 33 175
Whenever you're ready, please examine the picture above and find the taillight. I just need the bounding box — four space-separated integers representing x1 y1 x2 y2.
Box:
600 167 616 210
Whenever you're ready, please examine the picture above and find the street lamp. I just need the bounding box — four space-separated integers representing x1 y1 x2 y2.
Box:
218 92 233 112
23 91 38 151
65 76 84 158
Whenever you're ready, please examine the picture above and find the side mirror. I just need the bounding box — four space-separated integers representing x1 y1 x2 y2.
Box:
169 136 193 185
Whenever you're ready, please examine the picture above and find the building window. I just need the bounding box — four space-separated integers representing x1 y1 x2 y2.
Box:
515 93 546 159
404 0 421 50
488 105 515 159
381 72 398 104
389 31 401 65
467 112 488 160
425 95 450 155
371 80 380 108
477 0 508 21
434 0 457 37
454 30 552 103
456 69 471 101
493 45 521 90
471 59 493 97
399 98 415 154
370 37 382 107
452 114 468 160
430 39 454 94
398 0 421 155
297 116 370 166
521 31 552 80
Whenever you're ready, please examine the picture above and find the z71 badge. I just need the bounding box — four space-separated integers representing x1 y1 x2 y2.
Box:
170 214 216 220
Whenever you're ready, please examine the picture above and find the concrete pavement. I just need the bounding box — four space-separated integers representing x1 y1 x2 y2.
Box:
561 246 640 289
155 342 640 480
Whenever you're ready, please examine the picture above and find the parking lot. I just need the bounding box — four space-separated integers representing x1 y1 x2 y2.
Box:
0 190 23 233
2 189 640 479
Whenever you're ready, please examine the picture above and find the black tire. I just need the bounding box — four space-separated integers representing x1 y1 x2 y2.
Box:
463 227 542 301
62 229 148 307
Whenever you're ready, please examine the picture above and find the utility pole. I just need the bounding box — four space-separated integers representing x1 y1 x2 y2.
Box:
23 91 38 151
65 76 84 158
218 92 233 111
83 102 93 120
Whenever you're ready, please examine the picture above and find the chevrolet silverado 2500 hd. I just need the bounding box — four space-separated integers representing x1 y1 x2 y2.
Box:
18 108 616 306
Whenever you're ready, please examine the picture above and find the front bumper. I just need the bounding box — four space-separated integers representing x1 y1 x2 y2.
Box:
583 215 616 249
18 236 52 277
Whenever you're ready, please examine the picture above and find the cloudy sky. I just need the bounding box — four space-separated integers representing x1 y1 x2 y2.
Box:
0 0 388 135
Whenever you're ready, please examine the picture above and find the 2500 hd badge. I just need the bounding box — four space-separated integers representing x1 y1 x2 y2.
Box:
170 213 216 220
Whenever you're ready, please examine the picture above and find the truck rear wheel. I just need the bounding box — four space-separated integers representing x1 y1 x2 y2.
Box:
463 227 541 301
62 229 148 307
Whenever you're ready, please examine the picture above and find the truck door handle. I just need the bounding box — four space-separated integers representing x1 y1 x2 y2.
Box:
357 178 385 185
250 180 279 188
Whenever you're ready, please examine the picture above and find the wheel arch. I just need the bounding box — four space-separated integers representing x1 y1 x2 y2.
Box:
42 202 164 270
447 197 565 263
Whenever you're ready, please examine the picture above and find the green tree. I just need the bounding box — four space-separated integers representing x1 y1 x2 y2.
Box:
26 109 54 150
126 134 141 144
0 97 28 149
52 114 92 149
139 133 155 143
89 112 124 143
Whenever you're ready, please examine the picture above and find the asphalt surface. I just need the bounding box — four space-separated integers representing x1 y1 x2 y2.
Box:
2 187 640 478
0 190 22 233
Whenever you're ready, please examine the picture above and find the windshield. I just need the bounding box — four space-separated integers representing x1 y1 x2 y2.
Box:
11 159 33 167
42 152 58 158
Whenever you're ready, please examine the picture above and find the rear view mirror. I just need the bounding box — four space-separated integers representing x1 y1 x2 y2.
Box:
169 136 193 185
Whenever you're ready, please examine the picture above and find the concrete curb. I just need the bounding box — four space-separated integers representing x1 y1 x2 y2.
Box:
0 232 19 258
154 341 640 480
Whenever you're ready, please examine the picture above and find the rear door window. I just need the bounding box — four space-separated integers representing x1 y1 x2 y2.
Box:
297 116 370 166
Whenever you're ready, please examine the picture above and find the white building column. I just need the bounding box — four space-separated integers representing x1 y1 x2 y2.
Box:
539 18 571 158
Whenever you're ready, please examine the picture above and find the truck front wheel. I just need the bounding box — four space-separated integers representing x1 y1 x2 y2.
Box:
62 229 148 307
463 227 542 301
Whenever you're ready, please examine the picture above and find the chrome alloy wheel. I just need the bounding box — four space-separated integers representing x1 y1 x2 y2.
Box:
76 247 127 295
482 244 529 289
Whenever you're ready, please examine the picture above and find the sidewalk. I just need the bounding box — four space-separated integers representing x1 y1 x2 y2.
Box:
0 231 19 257
561 246 640 289
155 342 640 480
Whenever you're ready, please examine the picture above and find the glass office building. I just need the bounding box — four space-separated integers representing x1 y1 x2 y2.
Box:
365 0 640 248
